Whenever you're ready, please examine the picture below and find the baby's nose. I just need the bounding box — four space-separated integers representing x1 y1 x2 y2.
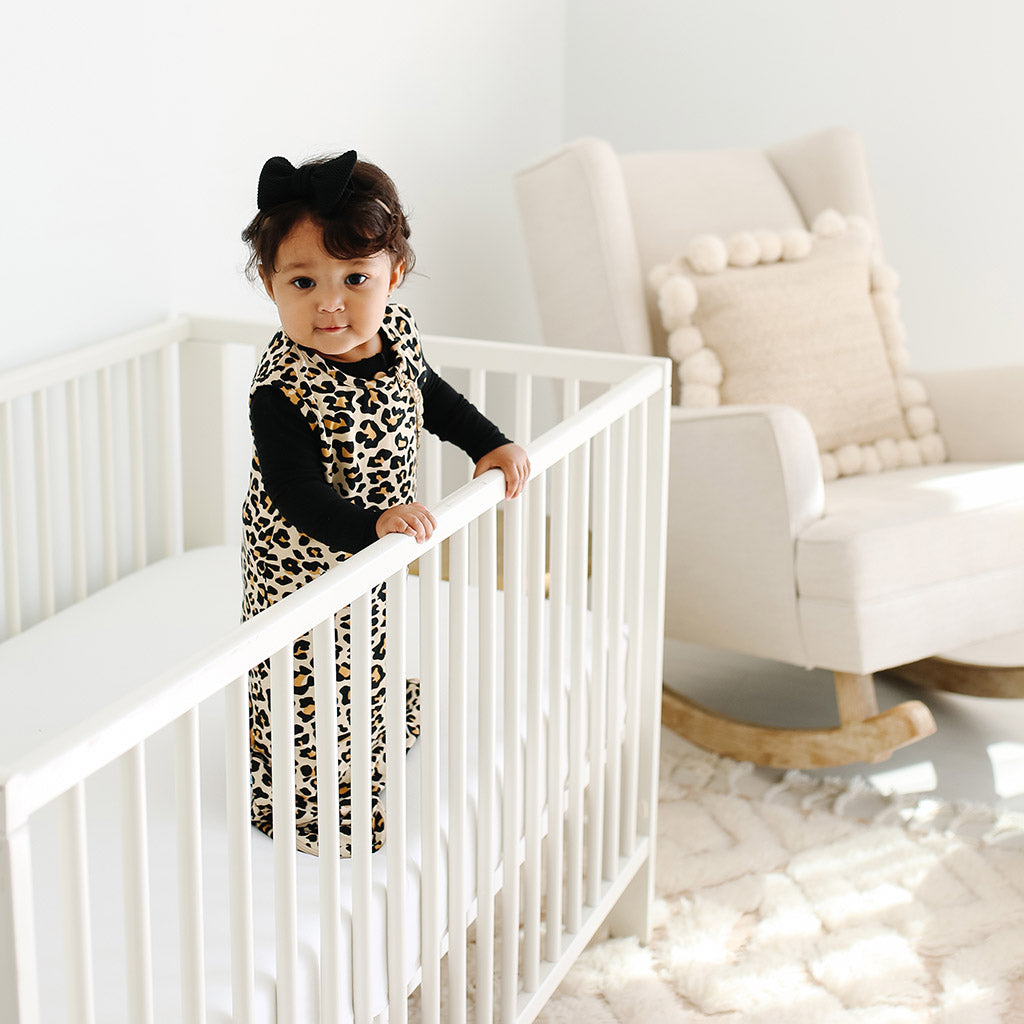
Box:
320 293 345 312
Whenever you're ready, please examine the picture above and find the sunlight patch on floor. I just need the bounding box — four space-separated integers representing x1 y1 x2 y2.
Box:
866 759 938 796
988 741 1024 799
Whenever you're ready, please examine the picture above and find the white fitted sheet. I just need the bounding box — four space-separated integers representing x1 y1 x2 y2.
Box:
16 546 585 1023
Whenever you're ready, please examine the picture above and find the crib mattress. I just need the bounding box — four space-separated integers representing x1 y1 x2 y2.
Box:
15 546 579 1023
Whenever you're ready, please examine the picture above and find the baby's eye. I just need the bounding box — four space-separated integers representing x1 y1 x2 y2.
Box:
291 277 315 290
345 273 369 286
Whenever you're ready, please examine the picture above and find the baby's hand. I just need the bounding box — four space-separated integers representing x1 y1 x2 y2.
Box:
376 502 436 542
473 443 531 499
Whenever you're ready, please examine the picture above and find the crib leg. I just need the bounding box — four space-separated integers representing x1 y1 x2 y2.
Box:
1 819 39 1023
604 854 655 944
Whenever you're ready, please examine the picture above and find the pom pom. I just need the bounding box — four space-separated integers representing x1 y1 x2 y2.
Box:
780 228 812 260
875 437 902 470
861 445 883 474
835 443 864 476
753 229 783 263
886 345 911 372
657 274 699 330
648 263 673 292
812 209 847 238
681 382 721 408
871 262 901 293
898 438 923 467
685 234 729 274
872 292 901 333
881 321 909 354
898 377 928 408
845 214 873 244
906 405 937 437
667 326 704 362
680 347 723 387
726 232 760 268
919 432 948 464
820 452 839 482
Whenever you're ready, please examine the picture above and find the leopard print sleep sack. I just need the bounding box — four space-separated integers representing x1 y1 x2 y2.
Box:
241 303 423 856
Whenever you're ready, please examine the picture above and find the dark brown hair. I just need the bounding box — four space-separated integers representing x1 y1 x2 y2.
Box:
241 156 415 283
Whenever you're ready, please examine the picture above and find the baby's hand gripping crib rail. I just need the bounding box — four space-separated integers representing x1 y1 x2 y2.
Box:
0 315 670 1024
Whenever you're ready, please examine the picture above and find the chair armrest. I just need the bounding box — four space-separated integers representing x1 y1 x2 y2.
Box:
918 366 1024 462
671 402 825 533
666 402 823 664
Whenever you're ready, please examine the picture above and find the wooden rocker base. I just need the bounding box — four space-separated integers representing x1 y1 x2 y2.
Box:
661 671 937 770
888 655 1024 700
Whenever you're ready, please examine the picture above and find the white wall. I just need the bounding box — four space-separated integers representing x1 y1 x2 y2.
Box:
9 1 1020 376
1 0 566 371
564 0 1024 371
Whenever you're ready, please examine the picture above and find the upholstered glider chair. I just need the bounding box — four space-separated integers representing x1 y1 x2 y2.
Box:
515 127 1024 769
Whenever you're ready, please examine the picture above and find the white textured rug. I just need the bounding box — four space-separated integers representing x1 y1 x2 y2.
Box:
536 730 1024 1024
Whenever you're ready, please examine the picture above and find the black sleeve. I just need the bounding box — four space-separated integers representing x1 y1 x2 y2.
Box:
420 363 511 462
250 386 380 553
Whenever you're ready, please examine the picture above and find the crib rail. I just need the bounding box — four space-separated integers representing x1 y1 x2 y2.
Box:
0 317 670 1024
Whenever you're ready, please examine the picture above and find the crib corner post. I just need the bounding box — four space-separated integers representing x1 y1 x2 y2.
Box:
1 789 39 1024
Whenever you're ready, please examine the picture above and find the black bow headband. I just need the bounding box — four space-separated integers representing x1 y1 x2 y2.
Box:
256 151 357 216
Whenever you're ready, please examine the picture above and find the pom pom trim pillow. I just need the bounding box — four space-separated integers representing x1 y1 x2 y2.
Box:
650 210 947 481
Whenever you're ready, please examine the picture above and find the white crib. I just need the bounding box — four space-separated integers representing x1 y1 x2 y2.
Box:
0 315 670 1024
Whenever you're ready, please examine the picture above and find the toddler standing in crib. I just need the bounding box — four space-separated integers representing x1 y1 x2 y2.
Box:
240 150 529 856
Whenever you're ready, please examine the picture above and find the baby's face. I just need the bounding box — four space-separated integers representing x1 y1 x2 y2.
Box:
260 215 401 361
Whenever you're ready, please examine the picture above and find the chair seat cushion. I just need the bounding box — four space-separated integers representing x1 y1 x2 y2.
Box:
796 462 1024 602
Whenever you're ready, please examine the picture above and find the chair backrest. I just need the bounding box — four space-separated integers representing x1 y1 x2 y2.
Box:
515 127 880 364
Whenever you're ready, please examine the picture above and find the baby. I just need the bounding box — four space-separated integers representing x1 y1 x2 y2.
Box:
240 150 528 854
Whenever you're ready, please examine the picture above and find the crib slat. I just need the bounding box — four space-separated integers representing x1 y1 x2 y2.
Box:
65 378 88 602
32 392 55 619
450 528 473 1024
122 743 155 1024
523 472 547 991
422 433 443 507
515 373 532 444
469 368 487 412
544 457 568 964
447 525 469 1024
312 616 342 1021
586 428 610 905
384 570 409 1024
127 357 147 572
501 495 524 1023
604 416 629 873
158 343 184 558
469 369 487 484
562 378 580 418
476 508 498 1024
174 707 207 1023
269 645 299 1022
224 675 256 1023
350 594 373 1024
419 546 442 1024
566 441 589 933
58 782 95 1024
0 400 20 637
621 403 648 856
97 367 118 586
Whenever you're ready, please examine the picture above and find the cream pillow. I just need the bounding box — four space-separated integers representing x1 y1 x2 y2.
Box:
650 210 947 481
